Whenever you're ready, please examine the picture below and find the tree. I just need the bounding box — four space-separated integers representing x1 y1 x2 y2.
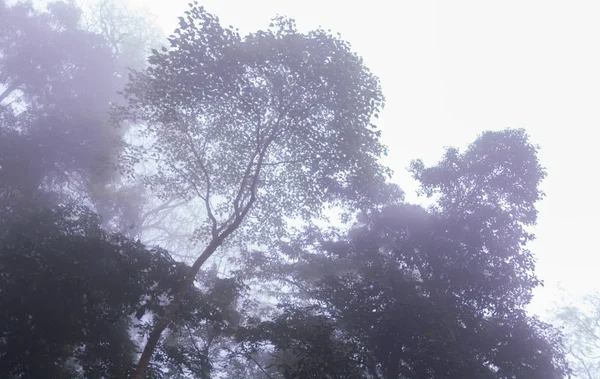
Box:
0 205 157 377
552 291 600 378
0 204 245 378
78 0 163 66
156 269 246 379
0 0 121 217
116 3 399 377
236 305 366 379
0 0 174 247
241 129 570 378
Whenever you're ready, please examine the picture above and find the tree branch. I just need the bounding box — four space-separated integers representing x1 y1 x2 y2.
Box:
182 127 218 237
570 345 595 379
233 131 263 215
246 352 275 379
184 321 205 359
141 196 189 222
260 158 309 167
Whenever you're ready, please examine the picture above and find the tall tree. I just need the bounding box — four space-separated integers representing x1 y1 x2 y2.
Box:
116 3 399 376
240 129 570 378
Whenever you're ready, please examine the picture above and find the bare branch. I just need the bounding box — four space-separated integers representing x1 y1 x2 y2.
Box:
569 345 595 379
167 163 206 201
245 352 275 379
182 126 218 237
260 158 310 167
232 140 261 216
140 196 190 221
184 322 205 357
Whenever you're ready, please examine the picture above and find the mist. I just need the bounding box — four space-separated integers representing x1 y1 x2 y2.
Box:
1 0 597 378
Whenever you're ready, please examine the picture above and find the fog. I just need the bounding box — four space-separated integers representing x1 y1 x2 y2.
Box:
1 0 598 377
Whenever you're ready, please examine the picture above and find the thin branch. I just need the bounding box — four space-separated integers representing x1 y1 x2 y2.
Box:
577 317 600 343
141 224 192 240
259 158 309 167
245 352 275 379
232 149 260 213
183 321 206 359
232 75 290 216
570 345 595 379
2 93 24 108
255 107 262 147
167 163 206 203
216 135 272 243
141 196 189 221
182 127 219 237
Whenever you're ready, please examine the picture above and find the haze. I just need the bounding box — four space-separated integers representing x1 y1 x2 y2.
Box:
1 0 598 377
132 0 600 314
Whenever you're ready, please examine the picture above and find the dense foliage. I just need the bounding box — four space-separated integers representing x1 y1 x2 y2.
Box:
0 205 243 378
0 0 117 193
0 1 577 378
235 129 569 379
116 3 401 376
118 4 399 244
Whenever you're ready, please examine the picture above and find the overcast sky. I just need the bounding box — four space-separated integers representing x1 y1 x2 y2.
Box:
131 0 600 317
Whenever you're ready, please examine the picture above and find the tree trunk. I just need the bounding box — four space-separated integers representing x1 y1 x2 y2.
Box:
133 129 267 378
132 194 257 378
132 236 223 378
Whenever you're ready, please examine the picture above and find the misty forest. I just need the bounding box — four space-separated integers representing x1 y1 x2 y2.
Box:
1 1 598 378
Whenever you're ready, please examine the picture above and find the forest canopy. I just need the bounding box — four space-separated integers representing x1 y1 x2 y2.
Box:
0 0 577 378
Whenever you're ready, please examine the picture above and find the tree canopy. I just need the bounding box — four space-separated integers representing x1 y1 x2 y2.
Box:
118 4 399 245
0 1 576 378
232 129 569 379
0 204 245 378
116 3 401 376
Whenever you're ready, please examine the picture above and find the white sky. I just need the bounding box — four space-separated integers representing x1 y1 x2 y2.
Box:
132 0 600 318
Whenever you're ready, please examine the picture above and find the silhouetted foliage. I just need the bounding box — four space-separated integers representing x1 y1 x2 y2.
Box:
0 1 574 378
239 129 569 379
0 1 118 176
116 3 400 376
0 0 121 219
0 204 243 378
237 305 366 379
0 0 161 235
0 205 149 377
